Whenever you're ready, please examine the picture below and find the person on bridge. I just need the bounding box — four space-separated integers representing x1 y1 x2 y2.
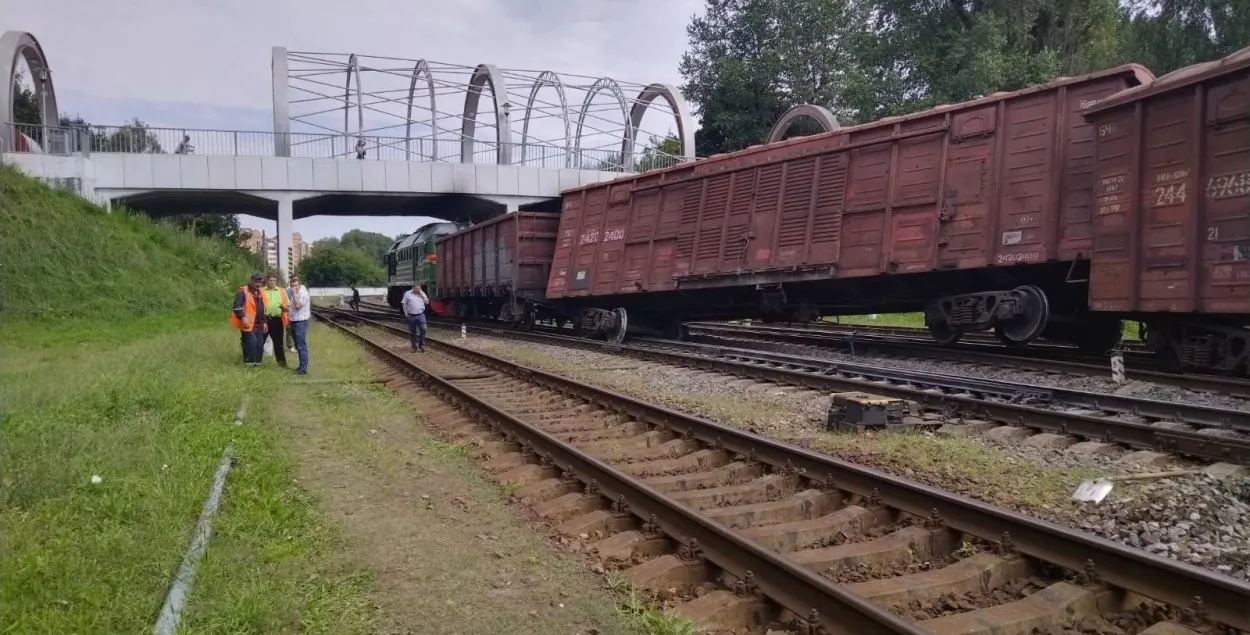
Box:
349 285 361 312
287 275 311 375
402 283 430 352
262 274 290 367
175 135 194 154
354 138 366 159
231 273 268 367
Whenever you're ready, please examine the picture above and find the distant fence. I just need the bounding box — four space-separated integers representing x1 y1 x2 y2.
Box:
308 287 386 298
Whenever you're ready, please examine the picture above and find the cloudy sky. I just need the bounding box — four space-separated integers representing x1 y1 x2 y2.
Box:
4 0 703 241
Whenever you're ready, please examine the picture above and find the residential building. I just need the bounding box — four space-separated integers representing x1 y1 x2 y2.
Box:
239 228 312 275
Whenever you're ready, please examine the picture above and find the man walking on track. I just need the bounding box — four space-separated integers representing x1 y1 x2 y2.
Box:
231 273 268 367
349 285 361 312
287 275 311 375
401 283 430 352
262 274 290 367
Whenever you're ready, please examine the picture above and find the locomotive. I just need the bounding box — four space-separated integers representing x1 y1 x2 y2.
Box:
383 221 461 314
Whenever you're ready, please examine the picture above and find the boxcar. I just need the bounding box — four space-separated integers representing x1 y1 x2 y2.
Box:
548 65 1154 348
385 221 461 313
436 211 561 325
1083 45 1250 372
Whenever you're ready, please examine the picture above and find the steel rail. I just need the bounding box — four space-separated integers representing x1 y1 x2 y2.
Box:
324 309 1250 632
333 309 1250 462
641 337 1250 432
687 323 1250 399
314 310 927 635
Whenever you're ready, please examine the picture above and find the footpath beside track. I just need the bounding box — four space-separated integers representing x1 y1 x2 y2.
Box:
316 307 1250 634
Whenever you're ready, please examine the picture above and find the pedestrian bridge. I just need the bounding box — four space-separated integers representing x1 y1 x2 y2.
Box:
0 30 699 281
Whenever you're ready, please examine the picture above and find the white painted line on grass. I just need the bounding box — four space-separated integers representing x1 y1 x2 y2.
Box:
152 444 236 635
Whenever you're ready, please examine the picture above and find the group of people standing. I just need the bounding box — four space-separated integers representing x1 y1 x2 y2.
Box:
231 273 311 374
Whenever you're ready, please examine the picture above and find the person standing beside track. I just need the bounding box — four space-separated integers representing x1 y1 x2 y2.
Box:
401 283 430 352
231 273 268 367
262 274 290 367
287 275 311 375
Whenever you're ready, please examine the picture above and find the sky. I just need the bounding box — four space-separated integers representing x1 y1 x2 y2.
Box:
3 0 703 241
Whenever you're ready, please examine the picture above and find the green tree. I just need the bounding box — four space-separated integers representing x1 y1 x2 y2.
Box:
634 134 684 171
296 244 386 286
12 70 41 126
843 0 1125 119
338 229 396 264
679 0 864 155
1119 0 1250 74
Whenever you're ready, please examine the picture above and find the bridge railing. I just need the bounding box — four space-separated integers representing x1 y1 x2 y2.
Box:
2 122 690 172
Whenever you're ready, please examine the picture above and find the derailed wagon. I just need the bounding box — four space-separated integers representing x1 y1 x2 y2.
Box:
1083 46 1250 373
435 210 562 326
545 65 1156 349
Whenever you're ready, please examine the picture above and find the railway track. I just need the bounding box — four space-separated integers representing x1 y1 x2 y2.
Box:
685 322 1250 400
334 307 1250 465
315 307 1249 635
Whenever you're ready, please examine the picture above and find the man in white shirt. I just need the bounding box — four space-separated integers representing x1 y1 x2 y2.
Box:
287 275 312 374
401 283 430 352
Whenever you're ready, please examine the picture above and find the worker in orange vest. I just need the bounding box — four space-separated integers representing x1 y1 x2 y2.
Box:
231 273 269 367
262 273 291 367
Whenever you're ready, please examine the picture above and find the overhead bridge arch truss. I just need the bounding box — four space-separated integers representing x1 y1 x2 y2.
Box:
275 50 697 171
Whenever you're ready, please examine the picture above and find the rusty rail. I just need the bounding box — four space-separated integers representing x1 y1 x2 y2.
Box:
325 309 1250 631
314 310 927 635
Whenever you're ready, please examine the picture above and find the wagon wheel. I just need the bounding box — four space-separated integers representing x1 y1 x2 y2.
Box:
609 307 629 345
926 320 963 346
994 285 1050 347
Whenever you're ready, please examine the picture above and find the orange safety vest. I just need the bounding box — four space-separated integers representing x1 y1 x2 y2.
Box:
229 286 267 331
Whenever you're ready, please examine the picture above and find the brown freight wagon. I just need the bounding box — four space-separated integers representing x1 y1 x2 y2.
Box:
548 65 1154 348
437 211 561 324
1083 45 1250 373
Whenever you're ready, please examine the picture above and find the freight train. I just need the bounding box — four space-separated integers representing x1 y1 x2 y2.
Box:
388 47 1250 374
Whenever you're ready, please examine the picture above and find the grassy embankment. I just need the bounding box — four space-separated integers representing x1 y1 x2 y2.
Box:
1 167 652 635
0 167 381 634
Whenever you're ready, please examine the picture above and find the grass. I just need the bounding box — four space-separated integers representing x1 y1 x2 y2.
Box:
0 165 260 324
264 333 642 635
822 312 1142 341
0 318 380 634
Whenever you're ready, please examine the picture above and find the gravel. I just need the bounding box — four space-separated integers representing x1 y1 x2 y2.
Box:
437 332 1250 581
1076 474 1250 580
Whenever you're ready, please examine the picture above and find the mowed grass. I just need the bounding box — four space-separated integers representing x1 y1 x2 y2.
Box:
0 317 379 634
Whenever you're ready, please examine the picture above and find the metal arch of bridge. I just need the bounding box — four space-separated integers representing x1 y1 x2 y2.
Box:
274 50 699 166
767 104 840 144
404 60 438 160
627 83 696 161
1 31 59 152
520 71 571 168
574 77 632 165
460 63 513 165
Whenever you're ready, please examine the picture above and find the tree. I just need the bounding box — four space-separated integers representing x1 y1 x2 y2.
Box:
12 70 41 126
296 244 386 286
841 0 1126 119
634 134 684 171
679 0 865 155
339 229 396 264
163 214 241 243
1119 0 1250 74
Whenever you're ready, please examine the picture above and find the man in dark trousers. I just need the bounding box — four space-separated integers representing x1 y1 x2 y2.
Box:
231 273 269 367
349 285 361 312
